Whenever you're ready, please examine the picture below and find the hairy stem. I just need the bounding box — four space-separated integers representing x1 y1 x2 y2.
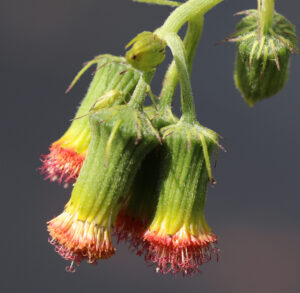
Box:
260 0 275 35
163 33 196 123
159 15 204 109
128 72 154 109
158 0 222 34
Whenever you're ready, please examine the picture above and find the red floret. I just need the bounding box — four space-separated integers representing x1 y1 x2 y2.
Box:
143 228 219 276
40 143 85 186
114 211 149 256
48 211 115 270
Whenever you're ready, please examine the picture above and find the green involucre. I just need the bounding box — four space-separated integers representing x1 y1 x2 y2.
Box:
149 121 218 235
67 105 160 226
233 10 298 106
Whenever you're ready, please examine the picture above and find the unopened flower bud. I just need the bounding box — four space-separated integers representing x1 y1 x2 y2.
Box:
126 31 166 72
232 10 298 106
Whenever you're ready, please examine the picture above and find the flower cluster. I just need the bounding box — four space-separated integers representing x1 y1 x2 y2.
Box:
39 0 298 277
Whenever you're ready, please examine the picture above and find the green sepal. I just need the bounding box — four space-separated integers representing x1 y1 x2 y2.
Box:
67 105 161 226
233 10 298 106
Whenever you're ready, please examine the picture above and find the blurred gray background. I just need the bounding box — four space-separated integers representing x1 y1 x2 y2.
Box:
1 0 300 292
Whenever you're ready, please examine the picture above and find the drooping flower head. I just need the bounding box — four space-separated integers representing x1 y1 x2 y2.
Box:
114 148 161 254
48 98 161 270
40 55 141 185
114 106 178 254
143 120 221 276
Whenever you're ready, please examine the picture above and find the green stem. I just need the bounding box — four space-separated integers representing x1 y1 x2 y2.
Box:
134 0 181 7
159 15 204 109
260 0 275 35
163 33 196 123
128 71 153 109
158 0 223 34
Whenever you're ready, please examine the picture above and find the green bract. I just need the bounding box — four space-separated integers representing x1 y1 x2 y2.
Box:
233 10 298 106
126 32 166 72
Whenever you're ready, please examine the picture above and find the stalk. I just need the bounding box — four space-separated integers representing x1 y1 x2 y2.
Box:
260 0 275 35
128 72 154 110
159 0 222 34
159 15 204 110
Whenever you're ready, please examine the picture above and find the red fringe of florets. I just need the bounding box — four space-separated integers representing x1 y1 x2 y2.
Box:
48 211 115 269
114 212 149 256
40 143 85 186
48 237 83 272
143 229 219 276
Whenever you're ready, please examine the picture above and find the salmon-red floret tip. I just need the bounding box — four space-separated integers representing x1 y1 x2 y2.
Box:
47 211 115 267
40 143 85 186
114 211 149 256
48 237 83 272
143 228 219 276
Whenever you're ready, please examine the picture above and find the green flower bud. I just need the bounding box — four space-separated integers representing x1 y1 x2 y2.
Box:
125 31 166 72
232 10 298 106
40 55 141 185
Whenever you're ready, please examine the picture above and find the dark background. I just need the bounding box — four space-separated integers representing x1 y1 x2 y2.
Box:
1 0 300 292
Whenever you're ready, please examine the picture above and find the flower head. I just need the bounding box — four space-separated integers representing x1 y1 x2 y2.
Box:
114 106 178 253
114 149 161 254
142 121 221 276
48 103 161 270
40 55 141 185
